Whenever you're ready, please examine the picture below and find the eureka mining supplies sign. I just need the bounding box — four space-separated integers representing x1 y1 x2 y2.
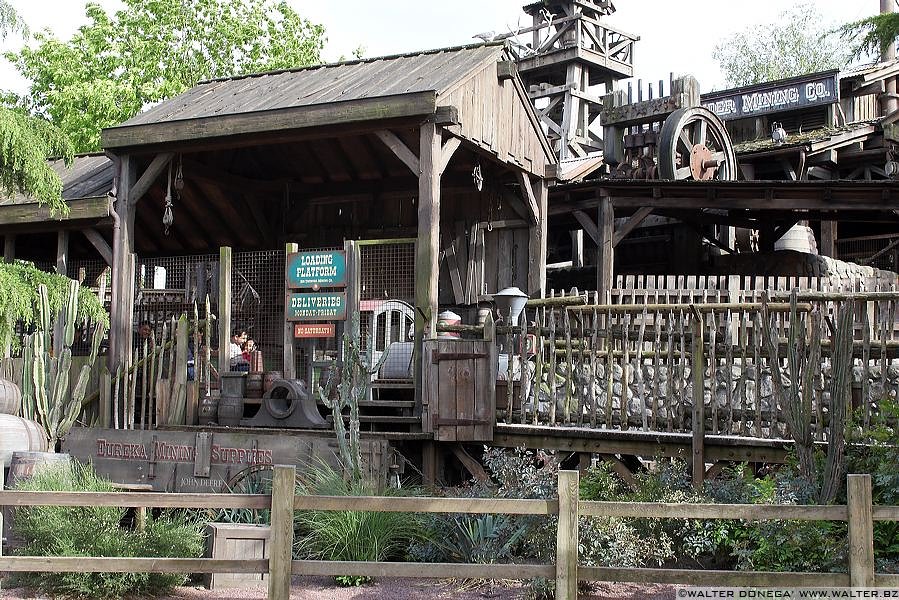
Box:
286 250 347 290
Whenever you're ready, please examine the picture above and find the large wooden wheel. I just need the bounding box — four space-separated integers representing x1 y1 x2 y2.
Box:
658 107 737 181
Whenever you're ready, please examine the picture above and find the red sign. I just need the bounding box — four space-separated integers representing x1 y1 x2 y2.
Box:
294 323 336 339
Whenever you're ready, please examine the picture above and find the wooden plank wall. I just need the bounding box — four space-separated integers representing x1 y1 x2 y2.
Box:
440 62 547 177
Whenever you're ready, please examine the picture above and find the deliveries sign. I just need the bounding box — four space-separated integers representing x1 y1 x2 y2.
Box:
287 292 347 321
286 251 347 289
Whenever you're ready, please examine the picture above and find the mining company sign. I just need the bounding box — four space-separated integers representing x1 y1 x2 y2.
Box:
64 427 298 492
286 250 347 289
701 71 839 121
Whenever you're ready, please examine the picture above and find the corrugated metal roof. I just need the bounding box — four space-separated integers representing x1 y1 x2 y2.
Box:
115 43 506 128
2 153 114 206
841 59 899 80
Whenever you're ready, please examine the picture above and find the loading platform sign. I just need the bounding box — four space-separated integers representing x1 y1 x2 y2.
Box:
286 250 347 290
285 250 348 327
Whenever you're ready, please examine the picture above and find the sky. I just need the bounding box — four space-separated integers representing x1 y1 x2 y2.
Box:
0 0 882 97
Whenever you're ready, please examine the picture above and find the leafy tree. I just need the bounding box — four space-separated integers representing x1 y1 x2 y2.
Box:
7 0 326 153
714 2 851 88
0 0 71 213
839 12 899 60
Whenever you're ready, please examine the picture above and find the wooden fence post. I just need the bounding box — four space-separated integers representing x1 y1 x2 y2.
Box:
691 317 706 489
556 469 579 600
847 473 875 588
218 247 232 379
268 464 296 600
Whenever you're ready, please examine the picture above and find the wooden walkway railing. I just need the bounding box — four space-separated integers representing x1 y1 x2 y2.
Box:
1 467 897 599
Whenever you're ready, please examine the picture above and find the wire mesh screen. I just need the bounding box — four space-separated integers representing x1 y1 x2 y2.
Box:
357 240 415 380
231 249 286 373
134 253 218 353
838 236 899 273
69 258 112 356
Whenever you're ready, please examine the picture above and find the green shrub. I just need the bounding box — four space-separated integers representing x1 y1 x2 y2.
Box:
13 461 203 599
293 463 423 586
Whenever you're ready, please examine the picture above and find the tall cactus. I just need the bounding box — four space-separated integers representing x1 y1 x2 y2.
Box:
23 280 108 448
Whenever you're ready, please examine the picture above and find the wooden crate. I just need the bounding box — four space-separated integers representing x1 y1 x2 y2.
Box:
422 338 496 442
204 523 270 589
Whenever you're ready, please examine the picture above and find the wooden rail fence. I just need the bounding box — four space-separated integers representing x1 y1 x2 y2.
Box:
1 467 898 599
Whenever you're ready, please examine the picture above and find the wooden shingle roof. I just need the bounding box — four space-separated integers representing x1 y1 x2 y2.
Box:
111 43 506 129
3 153 113 206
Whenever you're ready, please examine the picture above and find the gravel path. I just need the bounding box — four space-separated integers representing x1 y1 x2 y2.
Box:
1 575 676 599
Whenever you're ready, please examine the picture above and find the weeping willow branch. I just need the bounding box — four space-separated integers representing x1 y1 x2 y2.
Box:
838 13 899 60
0 106 73 214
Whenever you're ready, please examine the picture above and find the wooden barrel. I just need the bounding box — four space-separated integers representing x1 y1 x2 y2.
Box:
217 396 244 427
198 395 219 425
0 415 47 467
246 372 264 399
7 451 70 488
263 371 282 394
0 378 22 415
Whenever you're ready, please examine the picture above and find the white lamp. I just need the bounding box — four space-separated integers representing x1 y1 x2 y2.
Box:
492 287 529 326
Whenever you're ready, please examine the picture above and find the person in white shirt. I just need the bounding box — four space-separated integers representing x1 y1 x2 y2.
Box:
229 329 249 371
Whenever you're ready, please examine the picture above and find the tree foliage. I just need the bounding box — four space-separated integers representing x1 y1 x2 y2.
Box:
0 0 71 212
7 0 326 153
839 12 899 61
714 2 850 88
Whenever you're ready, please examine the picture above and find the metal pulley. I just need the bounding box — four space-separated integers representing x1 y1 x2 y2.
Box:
658 107 738 181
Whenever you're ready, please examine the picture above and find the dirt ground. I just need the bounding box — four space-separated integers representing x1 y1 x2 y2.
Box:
0 576 676 599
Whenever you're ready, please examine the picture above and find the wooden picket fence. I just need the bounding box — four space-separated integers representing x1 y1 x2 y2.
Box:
1 467 898 599
483 290 899 441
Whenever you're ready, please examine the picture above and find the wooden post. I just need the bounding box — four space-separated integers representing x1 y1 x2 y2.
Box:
691 317 706 489
555 469 579 600
56 230 69 276
527 178 548 298
218 247 232 378
110 154 136 374
283 242 299 379
414 122 442 409
571 230 584 268
3 234 14 263
596 195 614 303
820 221 837 258
100 367 112 428
848 473 875 588
268 464 296 600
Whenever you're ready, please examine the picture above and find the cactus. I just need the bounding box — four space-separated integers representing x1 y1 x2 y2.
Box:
23 280 108 448
318 314 389 481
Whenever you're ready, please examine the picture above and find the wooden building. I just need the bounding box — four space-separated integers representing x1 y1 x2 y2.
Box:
79 42 554 396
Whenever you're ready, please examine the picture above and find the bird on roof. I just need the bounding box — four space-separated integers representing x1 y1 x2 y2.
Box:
473 31 497 42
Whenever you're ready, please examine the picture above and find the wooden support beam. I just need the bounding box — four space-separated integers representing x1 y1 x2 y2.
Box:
375 130 420 176
527 178 548 298
102 92 439 149
83 228 113 266
516 171 540 226
595 196 614 303
110 155 136 374
218 246 232 378
56 230 70 275
439 136 462 174
571 230 584 268
573 210 599 244
414 122 442 408
129 153 174 206
3 234 13 263
283 242 299 379
820 220 837 258
612 207 654 247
